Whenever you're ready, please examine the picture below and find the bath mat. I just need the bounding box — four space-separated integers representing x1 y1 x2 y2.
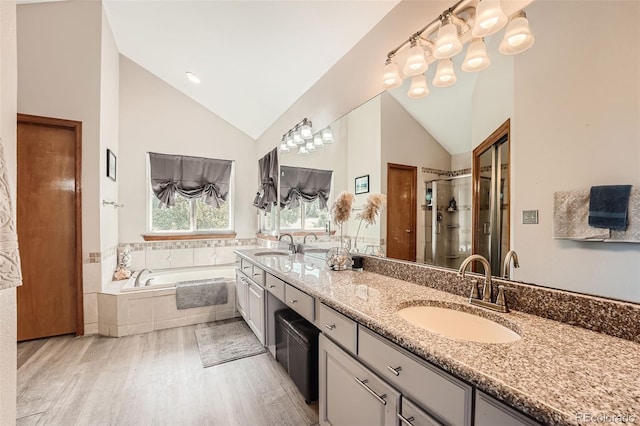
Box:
194 319 266 368
176 278 227 310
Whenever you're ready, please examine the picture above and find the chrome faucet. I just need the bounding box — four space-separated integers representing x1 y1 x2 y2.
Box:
303 232 318 244
502 250 520 279
278 233 296 253
134 268 153 287
458 254 493 303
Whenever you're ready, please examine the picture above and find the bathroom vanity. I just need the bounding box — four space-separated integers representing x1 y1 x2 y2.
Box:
235 249 639 426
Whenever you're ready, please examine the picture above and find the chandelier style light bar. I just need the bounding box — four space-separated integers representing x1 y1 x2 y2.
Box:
279 118 334 155
381 0 534 99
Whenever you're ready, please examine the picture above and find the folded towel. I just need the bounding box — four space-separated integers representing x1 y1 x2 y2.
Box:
609 188 640 242
553 191 610 240
176 277 228 310
588 185 632 230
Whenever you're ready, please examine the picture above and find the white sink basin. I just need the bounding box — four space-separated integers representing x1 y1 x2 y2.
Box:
397 305 521 344
254 251 290 257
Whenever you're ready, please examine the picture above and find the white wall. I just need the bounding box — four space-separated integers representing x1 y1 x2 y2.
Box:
0 0 17 423
512 1 640 302
118 56 257 242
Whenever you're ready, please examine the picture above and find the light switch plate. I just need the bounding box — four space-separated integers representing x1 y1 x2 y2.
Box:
522 210 539 224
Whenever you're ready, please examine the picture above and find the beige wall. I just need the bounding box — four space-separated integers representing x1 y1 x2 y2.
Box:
0 0 17 423
118 56 257 242
512 1 640 301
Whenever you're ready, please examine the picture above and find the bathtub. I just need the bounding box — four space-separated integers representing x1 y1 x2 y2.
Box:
121 264 237 292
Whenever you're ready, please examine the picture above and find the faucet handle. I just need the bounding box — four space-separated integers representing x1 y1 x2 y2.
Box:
496 285 519 312
469 280 481 300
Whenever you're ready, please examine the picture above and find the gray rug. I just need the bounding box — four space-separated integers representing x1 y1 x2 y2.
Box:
194 319 266 368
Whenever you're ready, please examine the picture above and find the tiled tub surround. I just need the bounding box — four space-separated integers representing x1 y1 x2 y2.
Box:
235 249 640 426
364 256 640 344
98 278 238 337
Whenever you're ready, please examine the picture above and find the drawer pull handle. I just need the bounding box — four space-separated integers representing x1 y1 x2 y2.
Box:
253 272 262 277
353 377 387 406
397 414 415 425
324 324 336 331
268 285 276 288
386 365 402 376
289 299 298 304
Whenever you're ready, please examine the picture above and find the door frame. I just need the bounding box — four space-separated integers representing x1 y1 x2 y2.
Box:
472 119 510 263
386 163 417 262
17 113 84 336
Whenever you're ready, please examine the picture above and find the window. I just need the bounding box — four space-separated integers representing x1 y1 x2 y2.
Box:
262 198 329 233
147 153 234 234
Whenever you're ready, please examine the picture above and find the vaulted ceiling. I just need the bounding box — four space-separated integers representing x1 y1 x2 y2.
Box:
102 0 400 140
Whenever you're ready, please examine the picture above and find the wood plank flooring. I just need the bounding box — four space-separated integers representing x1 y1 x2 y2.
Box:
17 323 319 426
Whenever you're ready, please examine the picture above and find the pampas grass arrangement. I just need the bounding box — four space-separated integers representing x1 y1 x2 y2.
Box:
331 191 355 247
353 194 387 252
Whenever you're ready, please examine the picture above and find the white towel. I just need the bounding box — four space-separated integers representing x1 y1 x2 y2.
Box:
552 191 610 240
0 140 22 290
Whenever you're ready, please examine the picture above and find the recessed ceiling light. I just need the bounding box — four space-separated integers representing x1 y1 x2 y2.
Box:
185 72 201 84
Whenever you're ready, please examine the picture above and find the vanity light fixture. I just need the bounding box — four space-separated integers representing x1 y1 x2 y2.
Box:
185 71 201 84
380 0 535 99
499 11 535 55
278 118 334 155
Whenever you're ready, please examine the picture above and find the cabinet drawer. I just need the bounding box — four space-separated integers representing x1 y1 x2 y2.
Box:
358 326 472 426
251 265 265 287
284 284 314 322
265 273 285 301
399 397 442 426
319 303 357 354
475 391 541 426
239 258 253 275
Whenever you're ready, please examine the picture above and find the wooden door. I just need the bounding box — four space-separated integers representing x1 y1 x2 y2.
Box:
16 114 83 341
386 163 417 262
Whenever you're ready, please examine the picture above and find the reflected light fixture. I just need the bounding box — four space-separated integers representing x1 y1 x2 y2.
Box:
472 0 508 38
185 71 201 84
279 118 333 155
462 38 491 72
380 1 535 100
408 75 430 99
433 59 457 87
499 11 535 55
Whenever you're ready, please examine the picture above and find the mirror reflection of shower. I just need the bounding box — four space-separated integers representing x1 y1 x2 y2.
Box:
424 175 472 270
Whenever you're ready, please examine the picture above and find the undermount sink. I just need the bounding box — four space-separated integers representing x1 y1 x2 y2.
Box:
254 251 290 257
397 305 521 344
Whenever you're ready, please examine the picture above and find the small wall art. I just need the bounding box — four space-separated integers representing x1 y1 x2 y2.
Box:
355 174 369 195
107 149 117 181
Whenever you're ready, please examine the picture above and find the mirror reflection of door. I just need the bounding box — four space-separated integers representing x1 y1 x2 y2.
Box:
473 120 510 273
387 163 417 262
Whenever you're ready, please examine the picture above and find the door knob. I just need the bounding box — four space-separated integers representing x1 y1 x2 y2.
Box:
405 229 411 233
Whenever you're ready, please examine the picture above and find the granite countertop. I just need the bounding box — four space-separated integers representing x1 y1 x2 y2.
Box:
235 249 640 426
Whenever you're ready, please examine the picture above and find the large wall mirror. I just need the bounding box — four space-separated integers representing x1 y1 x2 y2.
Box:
273 0 640 304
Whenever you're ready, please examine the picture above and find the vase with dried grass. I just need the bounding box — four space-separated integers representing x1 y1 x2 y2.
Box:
352 194 387 254
327 191 355 270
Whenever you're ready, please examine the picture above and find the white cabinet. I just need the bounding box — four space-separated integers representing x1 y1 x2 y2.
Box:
235 273 248 318
319 303 357 355
475 391 541 426
399 397 442 426
319 334 400 426
246 281 265 344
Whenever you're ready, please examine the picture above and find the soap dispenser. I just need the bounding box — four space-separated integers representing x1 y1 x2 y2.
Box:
448 196 457 211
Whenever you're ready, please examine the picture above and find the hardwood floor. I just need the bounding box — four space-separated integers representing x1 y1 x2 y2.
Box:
17 323 319 426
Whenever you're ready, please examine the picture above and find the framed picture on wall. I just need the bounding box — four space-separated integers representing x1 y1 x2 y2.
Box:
107 149 117 181
355 175 369 195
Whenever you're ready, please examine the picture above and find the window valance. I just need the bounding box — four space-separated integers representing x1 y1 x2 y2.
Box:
253 147 279 212
149 152 232 208
280 166 332 210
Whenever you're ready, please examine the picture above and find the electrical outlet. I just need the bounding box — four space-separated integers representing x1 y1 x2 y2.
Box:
522 210 539 224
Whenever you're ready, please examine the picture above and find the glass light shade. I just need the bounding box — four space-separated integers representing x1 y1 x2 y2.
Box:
382 60 402 90
279 142 290 153
461 39 491 72
300 122 312 139
286 132 296 147
499 13 535 55
293 128 304 144
432 59 457 87
298 146 309 156
402 43 428 77
313 134 324 147
305 141 316 152
434 21 463 59
322 127 334 143
407 75 430 99
185 71 201 84
472 0 508 37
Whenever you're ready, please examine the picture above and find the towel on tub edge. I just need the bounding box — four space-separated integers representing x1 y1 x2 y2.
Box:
176 277 228 310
